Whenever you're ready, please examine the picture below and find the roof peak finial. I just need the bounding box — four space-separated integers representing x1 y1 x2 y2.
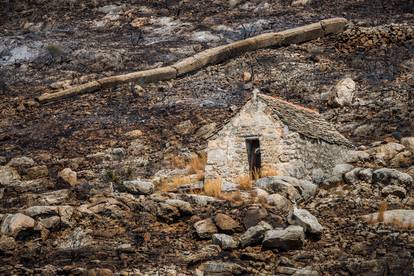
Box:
252 88 259 102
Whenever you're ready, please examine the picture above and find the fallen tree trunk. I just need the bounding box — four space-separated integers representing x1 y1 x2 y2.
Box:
36 17 348 103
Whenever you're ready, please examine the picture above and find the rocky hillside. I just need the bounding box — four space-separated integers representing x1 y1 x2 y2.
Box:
1 0 414 275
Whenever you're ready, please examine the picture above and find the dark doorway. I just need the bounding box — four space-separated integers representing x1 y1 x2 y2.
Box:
246 138 261 179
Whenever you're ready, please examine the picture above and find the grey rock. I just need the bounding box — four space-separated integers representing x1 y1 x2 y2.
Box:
345 150 371 163
240 221 272 248
23 206 58 217
179 194 223 206
293 267 319 276
255 176 302 201
211 233 239 250
7 156 35 167
373 168 413 187
262 225 305 250
198 261 246 275
327 164 354 184
121 179 154 195
289 208 323 235
165 199 193 215
1 213 35 237
381 185 407 198
357 168 373 183
344 168 362 185
194 218 218 239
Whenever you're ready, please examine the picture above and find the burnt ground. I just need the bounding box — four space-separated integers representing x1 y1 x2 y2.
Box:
0 0 414 275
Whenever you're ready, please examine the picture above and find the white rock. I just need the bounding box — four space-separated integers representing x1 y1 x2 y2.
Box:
212 233 239 249
328 78 356 107
288 208 323 235
192 31 221 43
363 209 414 229
292 0 312 6
165 199 193 214
121 180 154 195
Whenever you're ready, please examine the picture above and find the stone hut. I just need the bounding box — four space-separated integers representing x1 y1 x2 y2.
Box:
204 93 352 182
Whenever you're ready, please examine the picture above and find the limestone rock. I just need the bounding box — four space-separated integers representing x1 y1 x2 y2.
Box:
211 233 239 250
194 218 218 239
240 221 272 248
381 185 407 198
255 176 301 202
1 213 35 237
289 208 323 235
373 168 413 187
121 180 154 195
0 166 21 185
165 199 193 215
328 78 356 107
262 225 305 251
266 194 292 211
58 168 78 186
214 213 241 233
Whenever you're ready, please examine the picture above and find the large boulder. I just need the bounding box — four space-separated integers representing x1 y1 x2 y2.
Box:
262 225 305 251
328 77 356 107
120 179 154 195
1 213 35 237
288 208 323 235
240 221 272 248
211 234 239 250
0 166 21 185
194 218 218 239
373 168 413 187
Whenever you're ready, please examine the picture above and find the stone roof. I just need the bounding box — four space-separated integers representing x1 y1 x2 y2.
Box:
258 94 352 146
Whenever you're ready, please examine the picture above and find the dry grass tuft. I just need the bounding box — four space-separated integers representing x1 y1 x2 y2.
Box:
170 155 186 169
204 178 222 198
159 175 193 192
261 165 278 177
187 153 207 174
235 174 253 190
377 201 388 222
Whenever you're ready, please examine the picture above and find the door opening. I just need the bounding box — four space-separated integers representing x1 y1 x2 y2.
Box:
246 138 261 179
